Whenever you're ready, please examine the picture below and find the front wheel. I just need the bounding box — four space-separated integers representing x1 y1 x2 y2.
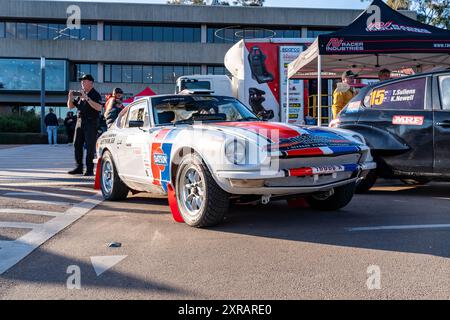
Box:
175 153 229 227
100 151 129 201
306 182 356 211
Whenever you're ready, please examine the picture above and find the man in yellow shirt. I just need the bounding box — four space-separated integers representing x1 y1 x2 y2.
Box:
332 70 357 119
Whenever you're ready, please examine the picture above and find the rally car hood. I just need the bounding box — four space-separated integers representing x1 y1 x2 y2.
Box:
201 121 363 157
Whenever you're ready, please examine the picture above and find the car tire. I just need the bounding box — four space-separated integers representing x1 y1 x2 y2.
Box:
355 169 378 194
100 151 129 201
306 182 356 211
175 153 229 227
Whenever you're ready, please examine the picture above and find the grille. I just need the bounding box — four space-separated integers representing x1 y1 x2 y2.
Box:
275 154 361 171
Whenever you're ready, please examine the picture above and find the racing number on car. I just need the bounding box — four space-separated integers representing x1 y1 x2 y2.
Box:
370 90 386 106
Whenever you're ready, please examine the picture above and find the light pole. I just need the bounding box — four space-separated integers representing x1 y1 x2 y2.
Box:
40 57 46 134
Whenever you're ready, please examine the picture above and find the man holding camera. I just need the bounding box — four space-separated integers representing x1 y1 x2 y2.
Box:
67 74 103 176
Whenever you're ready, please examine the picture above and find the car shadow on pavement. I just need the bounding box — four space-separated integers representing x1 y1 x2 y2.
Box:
0 245 194 298
369 184 450 197
208 184 450 259
97 196 171 215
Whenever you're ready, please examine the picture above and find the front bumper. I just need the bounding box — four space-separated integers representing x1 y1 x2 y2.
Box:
214 160 376 195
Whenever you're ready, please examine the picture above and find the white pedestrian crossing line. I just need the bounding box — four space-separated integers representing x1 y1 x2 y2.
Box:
26 200 73 205
0 181 93 187
59 187 97 193
0 145 104 275
0 171 88 179
0 222 42 229
4 191 84 200
0 193 103 275
0 209 63 217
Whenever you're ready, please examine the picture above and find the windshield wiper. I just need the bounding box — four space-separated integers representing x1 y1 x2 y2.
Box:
235 117 260 122
173 119 194 125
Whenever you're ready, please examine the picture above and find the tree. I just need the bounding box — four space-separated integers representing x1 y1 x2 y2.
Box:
167 0 206 4
231 0 265 5
413 0 449 29
386 0 409 9
361 0 449 29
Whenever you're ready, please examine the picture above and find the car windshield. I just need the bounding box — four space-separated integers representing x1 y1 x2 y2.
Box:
151 95 259 125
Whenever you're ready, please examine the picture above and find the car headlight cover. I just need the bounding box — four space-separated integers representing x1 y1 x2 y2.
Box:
225 140 246 164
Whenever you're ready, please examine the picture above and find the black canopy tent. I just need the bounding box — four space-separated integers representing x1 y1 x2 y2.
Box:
287 0 450 125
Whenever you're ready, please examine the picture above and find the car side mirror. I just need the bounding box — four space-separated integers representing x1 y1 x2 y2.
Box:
128 120 144 128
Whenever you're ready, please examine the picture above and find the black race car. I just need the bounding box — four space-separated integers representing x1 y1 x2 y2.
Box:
331 69 450 193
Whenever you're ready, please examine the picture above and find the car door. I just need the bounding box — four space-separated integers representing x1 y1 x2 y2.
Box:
433 73 450 175
358 76 433 173
116 100 150 182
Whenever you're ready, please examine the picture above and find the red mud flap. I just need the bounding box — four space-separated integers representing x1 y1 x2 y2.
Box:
287 197 309 208
167 183 184 223
94 157 102 190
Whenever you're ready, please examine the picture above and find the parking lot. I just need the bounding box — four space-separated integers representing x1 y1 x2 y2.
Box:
0 145 449 299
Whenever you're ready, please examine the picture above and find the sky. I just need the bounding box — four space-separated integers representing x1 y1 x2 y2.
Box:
47 0 369 10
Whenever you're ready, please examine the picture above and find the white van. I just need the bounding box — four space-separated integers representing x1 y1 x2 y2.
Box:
175 75 233 97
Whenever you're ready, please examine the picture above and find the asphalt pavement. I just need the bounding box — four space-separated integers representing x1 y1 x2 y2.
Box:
0 145 449 299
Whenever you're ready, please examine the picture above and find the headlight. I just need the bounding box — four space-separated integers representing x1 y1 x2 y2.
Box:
225 140 246 164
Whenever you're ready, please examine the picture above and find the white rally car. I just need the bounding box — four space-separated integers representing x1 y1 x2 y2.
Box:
95 93 376 227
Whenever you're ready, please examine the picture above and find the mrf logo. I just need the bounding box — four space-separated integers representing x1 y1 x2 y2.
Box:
392 115 424 126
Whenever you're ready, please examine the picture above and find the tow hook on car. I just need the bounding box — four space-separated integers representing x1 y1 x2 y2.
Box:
261 194 271 205
313 189 334 201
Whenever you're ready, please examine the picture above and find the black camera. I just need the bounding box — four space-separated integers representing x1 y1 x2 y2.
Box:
72 91 83 97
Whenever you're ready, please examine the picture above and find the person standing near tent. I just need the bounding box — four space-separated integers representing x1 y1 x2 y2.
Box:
104 87 124 112
378 69 391 82
104 88 124 128
332 70 357 119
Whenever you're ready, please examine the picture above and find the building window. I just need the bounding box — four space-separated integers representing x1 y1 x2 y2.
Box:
163 27 173 42
111 65 122 83
104 64 201 84
5 22 16 39
38 23 49 40
0 58 67 91
70 63 98 81
122 65 132 83
152 66 163 84
306 28 337 38
16 23 27 39
132 26 143 41
207 66 232 77
104 64 111 82
0 20 97 40
132 65 143 83
103 24 201 43
143 66 153 83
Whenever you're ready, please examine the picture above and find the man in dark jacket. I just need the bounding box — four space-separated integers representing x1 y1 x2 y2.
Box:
67 74 103 176
44 108 59 145
63 111 76 143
